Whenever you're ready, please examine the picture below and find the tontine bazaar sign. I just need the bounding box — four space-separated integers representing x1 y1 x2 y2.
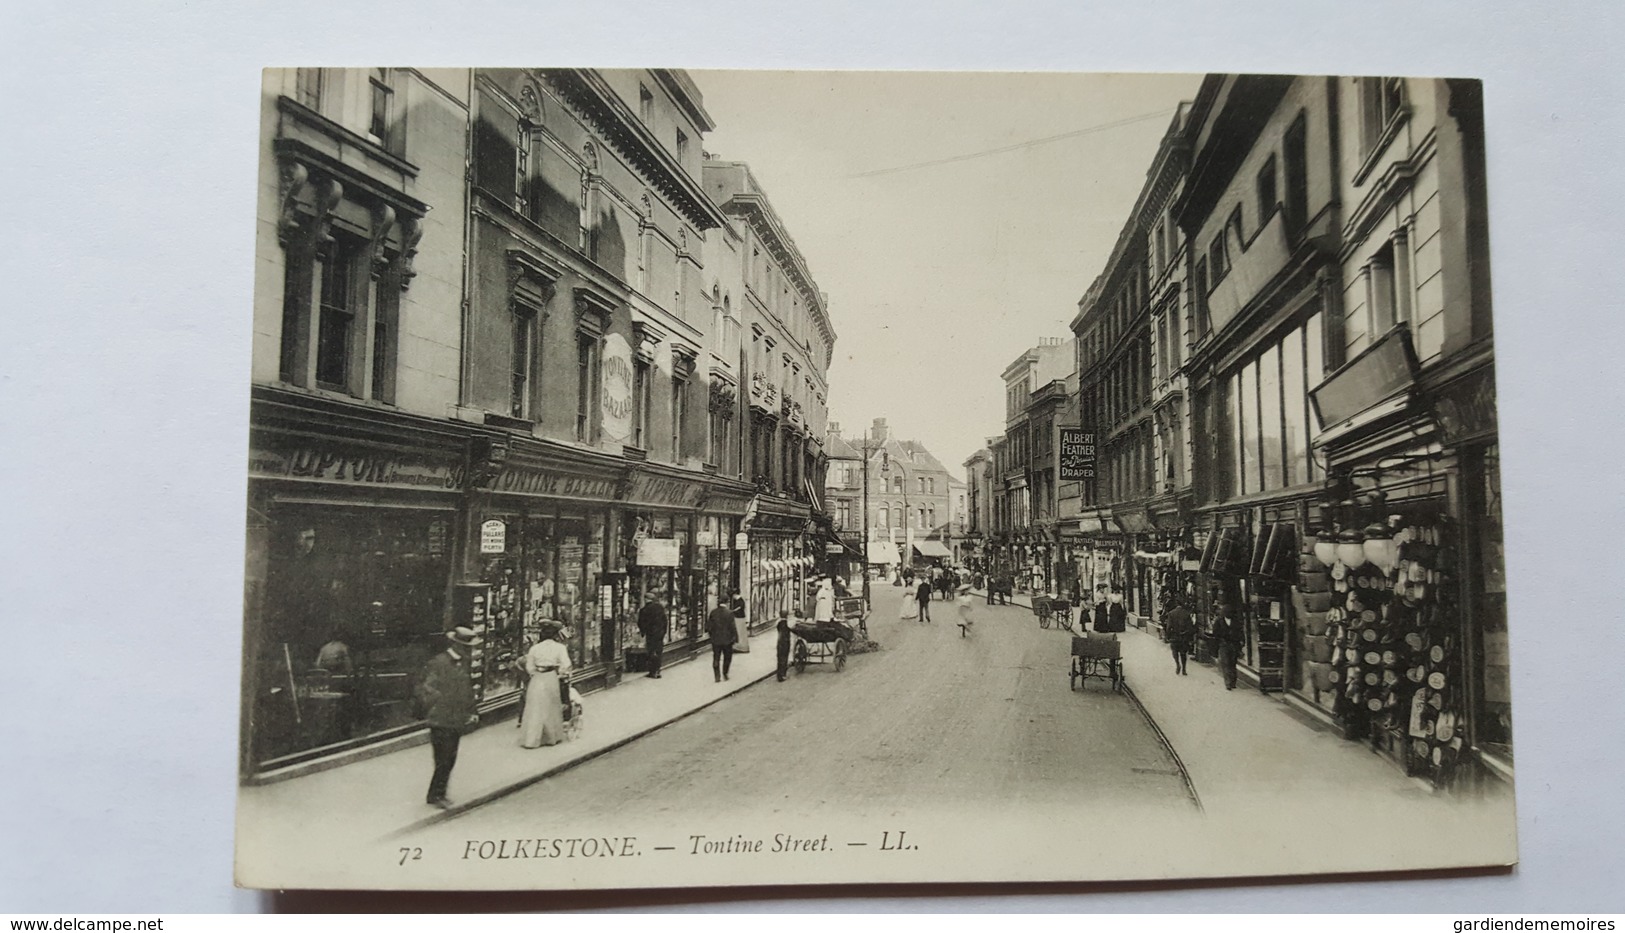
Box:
493 466 619 501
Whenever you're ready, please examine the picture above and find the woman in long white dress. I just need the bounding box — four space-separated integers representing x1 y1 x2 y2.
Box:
814 577 836 623
519 622 572 749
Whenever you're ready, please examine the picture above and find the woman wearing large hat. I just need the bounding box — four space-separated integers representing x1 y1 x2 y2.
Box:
519 621 573 749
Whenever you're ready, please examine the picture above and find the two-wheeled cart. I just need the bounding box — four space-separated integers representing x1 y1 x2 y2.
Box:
1069 633 1123 692
835 594 869 641
790 620 856 674
1033 598 1073 631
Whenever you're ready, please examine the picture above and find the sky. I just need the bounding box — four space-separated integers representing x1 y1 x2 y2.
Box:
696 70 1204 480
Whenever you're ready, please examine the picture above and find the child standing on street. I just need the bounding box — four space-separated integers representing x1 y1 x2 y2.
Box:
775 611 797 682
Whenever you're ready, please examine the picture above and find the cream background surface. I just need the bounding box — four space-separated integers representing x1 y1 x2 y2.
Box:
1 0 1616 913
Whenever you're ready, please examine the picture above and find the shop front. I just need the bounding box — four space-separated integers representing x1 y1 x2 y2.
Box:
1305 330 1506 788
742 495 812 632
471 448 624 702
616 469 739 667
1137 495 1198 637
1193 499 1316 693
242 387 468 778
1112 505 1155 624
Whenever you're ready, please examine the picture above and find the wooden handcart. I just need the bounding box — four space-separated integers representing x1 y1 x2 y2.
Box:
1070 633 1123 692
1033 598 1073 631
790 620 855 674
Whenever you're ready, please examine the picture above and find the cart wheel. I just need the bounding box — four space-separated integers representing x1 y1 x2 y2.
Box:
794 642 808 675
833 639 847 672
1069 662 1079 691
1039 614 1050 629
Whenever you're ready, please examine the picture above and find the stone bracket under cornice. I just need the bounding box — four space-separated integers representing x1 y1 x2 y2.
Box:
542 69 727 232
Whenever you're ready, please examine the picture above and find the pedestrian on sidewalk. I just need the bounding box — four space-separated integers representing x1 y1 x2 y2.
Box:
413 627 481 809
775 611 796 682
637 594 668 679
1214 602 1244 690
1163 599 1195 676
707 595 739 683
519 622 572 749
915 578 933 623
814 576 836 624
1091 584 1111 632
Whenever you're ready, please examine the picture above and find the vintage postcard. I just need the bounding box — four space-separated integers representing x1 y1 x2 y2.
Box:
236 68 1514 891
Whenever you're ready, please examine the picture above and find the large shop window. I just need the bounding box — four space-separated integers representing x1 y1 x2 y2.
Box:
1223 314 1324 498
750 534 809 631
251 507 453 768
476 512 608 704
621 512 729 651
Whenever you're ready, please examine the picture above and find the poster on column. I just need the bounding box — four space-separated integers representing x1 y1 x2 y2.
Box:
236 67 1517 895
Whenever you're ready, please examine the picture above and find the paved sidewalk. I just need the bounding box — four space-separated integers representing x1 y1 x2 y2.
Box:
237 626 780 844
969 589 1511 818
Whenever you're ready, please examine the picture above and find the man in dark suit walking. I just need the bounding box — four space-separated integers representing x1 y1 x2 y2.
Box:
637 594 669 679
414 627 481 809
915 578 933 623
1213 602 1245 690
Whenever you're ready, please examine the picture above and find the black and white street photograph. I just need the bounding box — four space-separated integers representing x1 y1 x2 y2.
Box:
13 0 1625 917
232 67 1515 890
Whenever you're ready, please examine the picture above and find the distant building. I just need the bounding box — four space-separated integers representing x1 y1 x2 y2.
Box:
821 418 958 570
987 338 1075 592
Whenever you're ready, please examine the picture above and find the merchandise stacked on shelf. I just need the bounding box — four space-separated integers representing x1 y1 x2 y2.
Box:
1294 532 1336 702
1305 505 1465 786
1249 523 1294 692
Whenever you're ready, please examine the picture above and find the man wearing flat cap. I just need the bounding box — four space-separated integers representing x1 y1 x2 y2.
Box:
414 627 481 809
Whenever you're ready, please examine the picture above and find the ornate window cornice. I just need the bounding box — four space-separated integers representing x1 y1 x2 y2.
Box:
573 286 616 337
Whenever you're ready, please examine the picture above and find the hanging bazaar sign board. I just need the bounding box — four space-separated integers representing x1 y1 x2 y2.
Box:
600 332 634 445
1057 428 1097 483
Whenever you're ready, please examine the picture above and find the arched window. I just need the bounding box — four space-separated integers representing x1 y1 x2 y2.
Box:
879 507 889 528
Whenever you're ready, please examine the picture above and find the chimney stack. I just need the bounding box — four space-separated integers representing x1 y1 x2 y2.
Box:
871 418 889 442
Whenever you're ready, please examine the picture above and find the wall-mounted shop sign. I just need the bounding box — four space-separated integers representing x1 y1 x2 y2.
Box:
705 493 755 516
734 532 749 551
1113 509 1154 534
248 437 463 491
600 332 634 445
636 537 681 567
1058 428 1098 482
1311 325 1420 434
1432 364 1497 447
479 519 507 554
624 472 705 509
493 466 620 501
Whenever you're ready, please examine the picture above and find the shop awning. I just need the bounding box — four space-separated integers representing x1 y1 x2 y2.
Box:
867 542 900 565
913 540 953 559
